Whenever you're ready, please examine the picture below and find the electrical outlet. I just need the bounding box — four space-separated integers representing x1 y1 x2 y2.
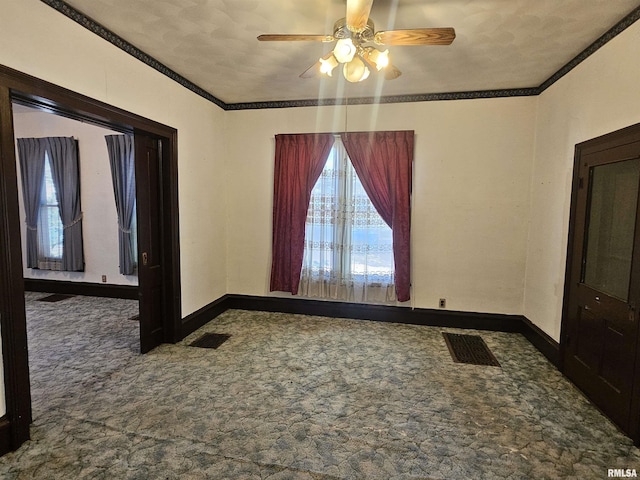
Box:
439 298 446 308
101 275 107 283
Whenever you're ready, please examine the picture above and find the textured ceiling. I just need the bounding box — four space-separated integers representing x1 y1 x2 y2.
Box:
54 0 640 106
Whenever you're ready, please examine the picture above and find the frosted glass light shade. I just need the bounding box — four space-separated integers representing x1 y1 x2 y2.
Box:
343 56 370 82
334 38 357 63
369 49 390 70
319 55 339 76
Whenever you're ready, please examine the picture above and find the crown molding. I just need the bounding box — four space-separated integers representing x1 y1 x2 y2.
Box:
39 0 230 110
224 87 541 111
40 0 640 111
539 4 640 92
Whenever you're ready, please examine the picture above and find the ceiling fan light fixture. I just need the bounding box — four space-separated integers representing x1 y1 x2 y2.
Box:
319 54 339 76
333 38 357 64
359 65 371 82
258 0 454 84
343 56 370 82
368 48 390 70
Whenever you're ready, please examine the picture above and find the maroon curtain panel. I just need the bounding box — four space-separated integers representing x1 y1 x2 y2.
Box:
270 133 335 295
341 131 414 302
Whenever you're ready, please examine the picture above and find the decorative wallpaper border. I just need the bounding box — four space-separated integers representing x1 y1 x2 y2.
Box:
539 5 640 92
39 0 640 111
39 0 230 110
225 87 541 111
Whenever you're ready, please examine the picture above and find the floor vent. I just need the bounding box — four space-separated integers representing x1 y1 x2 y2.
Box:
442 332 501 367
37 294 75 303
189 333 230 349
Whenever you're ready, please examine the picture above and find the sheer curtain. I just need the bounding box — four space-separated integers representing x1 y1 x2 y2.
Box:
37 154 63 270
105 134 137 275
299 136 396 303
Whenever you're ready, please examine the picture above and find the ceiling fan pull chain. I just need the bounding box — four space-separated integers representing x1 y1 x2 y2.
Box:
344 95 349 135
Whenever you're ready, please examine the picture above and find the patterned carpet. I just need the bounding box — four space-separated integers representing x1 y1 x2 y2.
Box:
0 292 638 479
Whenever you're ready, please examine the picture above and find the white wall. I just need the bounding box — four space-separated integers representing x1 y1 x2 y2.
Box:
525 21 640 341
13 108 137 286
225 96 537 315
0 0 228 317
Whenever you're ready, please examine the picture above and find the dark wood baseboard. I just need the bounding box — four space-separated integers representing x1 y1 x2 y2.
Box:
180 295 231 338
180 294 560 367
520 317 561 367
0 417 13 456
24 279 139 300
224 294 525 331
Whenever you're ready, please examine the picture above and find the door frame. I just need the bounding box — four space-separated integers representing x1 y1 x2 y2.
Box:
560 121 640 444
0 64 182 451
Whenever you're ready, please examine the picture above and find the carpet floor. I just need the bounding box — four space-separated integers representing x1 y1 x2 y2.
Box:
0 292 638 479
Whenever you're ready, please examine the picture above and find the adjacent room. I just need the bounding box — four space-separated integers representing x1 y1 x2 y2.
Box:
0 0 639 478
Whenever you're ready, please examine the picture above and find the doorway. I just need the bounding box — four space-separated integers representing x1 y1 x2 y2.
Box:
0 65 182 451
562 122 640 442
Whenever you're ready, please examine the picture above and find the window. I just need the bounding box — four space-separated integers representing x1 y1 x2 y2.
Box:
17 136 84 272
37 152 63 270
269 131 412 302
299 136 396 303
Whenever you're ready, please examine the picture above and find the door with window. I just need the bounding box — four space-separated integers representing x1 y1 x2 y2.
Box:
562 127 640 438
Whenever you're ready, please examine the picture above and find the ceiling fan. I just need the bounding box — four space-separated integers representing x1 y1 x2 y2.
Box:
257 0 455 83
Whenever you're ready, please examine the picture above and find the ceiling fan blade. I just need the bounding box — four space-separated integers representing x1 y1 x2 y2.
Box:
374 28 456 46
361 53 401 81
384 65 402 80
299 52 334 78
300 61 322 78
258 34 334 42
346 0 374 32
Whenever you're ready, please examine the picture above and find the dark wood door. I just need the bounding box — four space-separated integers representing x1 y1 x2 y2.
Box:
135 133 165 353
563 136 640 434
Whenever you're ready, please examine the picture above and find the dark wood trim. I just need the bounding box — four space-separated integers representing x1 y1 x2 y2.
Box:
12 95 132 135
0 62 182 344
1 65 171 136
181 295 231 339
561 122 640 444
559 141 586 372
180 294 559 367
24 279 138 300
520 317 561 367
0 87 31 449
161 132 182 343
0 63 183 453
223 295 525 331
576 122 640 156
0 417 12 457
